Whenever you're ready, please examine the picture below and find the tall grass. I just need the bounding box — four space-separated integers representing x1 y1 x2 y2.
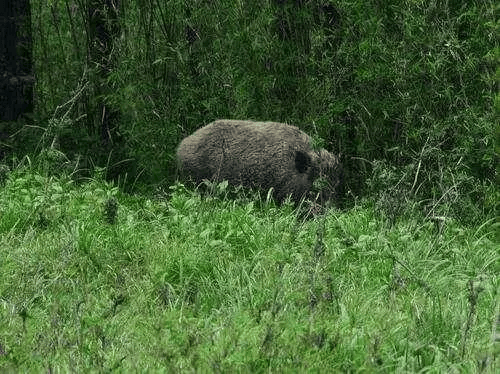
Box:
0 164 497 372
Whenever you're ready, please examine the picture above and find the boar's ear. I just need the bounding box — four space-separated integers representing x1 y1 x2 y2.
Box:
295 150 311 173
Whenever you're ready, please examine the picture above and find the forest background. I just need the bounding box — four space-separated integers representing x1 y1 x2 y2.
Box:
2 0 497 223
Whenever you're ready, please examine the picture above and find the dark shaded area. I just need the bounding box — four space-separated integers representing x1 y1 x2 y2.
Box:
0 0 33 122
87 0 121 149
0 0 34 161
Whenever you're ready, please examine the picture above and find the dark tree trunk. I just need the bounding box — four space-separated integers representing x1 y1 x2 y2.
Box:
87 0 120 148
0 0 33 121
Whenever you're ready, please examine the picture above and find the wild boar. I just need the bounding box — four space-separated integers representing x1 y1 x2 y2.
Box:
176 120 342 204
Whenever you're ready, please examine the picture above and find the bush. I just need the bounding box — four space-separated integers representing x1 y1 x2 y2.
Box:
23 0 498 219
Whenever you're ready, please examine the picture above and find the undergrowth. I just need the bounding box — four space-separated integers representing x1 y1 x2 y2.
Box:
0 165 498 372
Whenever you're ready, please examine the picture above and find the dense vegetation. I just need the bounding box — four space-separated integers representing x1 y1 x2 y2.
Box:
0 167 498 371
0 0 498 371
8 0 494 223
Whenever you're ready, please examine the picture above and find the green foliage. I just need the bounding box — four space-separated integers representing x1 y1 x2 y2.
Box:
1 3 497 370
26 0 498 216
0 167 498 371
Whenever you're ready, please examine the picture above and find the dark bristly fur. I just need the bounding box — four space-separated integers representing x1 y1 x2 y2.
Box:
176 120 342 204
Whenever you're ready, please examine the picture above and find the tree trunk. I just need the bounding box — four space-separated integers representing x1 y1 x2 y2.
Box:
87 0 120 147
0 0 33 121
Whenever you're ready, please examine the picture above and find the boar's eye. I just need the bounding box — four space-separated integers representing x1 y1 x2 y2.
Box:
295 150 311 173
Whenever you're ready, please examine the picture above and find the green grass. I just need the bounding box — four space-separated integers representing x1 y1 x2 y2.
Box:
0 167 498 372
